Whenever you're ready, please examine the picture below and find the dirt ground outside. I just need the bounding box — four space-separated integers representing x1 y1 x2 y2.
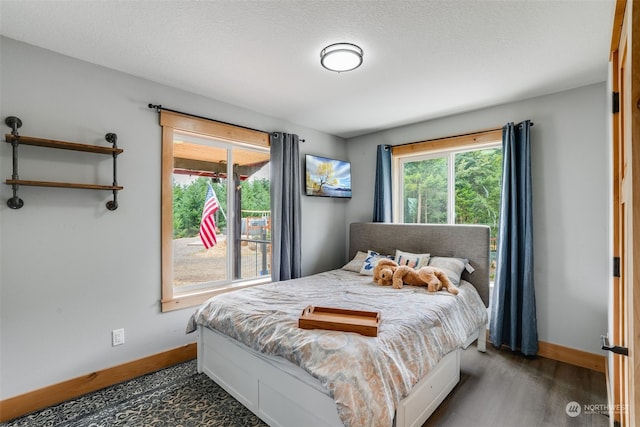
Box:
173 235 270 287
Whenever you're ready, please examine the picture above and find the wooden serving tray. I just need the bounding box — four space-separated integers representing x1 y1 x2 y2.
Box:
298 305 381 337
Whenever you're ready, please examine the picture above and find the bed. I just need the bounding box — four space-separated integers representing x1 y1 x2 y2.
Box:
186 222 490 427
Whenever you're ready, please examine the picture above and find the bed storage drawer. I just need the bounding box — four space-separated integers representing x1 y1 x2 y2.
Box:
198 326 344 427
396 349 461 427
199 326 260 409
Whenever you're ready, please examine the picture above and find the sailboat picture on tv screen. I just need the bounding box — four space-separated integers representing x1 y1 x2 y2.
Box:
305 154 352 198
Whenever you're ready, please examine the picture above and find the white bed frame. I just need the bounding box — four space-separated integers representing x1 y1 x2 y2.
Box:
196 223 491 427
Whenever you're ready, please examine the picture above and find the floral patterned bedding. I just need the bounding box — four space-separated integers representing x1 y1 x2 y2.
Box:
186 269 487 427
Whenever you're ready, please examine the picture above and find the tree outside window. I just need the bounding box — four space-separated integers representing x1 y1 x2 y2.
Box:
395 138 502 279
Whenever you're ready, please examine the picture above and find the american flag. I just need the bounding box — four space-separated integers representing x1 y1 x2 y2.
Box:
199 183 220 249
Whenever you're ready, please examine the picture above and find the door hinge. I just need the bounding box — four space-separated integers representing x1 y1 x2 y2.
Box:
601 335 628 356
613 91 620 114
613 256 620 278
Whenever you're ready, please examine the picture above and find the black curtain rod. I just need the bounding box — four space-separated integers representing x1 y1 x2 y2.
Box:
388 121 533 149
148 103 267 134
148 103 306 142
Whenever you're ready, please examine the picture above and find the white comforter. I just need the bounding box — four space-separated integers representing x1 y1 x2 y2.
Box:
186 269 487 427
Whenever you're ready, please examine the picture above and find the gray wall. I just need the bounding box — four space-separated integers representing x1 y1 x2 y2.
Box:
0 35 610 400
0 37 347 399
345 83 610 355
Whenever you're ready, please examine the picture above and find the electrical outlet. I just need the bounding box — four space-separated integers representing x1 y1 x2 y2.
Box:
112 328 125 346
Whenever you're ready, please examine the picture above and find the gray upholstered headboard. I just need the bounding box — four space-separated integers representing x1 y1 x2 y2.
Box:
349 222 491 307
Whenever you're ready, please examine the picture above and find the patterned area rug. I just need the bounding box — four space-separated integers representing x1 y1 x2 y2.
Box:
3 360 267 427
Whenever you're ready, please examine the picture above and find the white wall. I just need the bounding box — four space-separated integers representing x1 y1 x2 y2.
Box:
0 37 348 399
345 83 610 355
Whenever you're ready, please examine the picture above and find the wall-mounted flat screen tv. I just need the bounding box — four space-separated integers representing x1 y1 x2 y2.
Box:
305 154 352 198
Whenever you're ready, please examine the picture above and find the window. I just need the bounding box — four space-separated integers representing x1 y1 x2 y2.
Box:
161 111 271 312
392 129 502 278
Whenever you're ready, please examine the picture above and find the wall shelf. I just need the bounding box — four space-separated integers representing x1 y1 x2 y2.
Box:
3 116 123 210
3 134 124 155
5 180 124 191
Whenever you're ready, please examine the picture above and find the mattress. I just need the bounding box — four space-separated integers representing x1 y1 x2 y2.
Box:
186 269 487 427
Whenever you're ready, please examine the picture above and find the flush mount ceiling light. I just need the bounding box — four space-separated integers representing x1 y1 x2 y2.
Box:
320 43 363 72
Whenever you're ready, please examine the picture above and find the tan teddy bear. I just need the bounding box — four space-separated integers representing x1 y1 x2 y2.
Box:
392 265 459 295
373 258 398 286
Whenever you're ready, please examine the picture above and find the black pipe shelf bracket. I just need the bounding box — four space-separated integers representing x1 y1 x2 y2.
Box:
5 116 24 209
3 116 123 210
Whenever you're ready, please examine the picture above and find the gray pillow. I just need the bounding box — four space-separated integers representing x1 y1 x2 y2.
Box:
428 256 470 286
342 251 368 272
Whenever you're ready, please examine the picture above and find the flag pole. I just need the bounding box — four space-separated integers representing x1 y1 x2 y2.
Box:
210 183 227 221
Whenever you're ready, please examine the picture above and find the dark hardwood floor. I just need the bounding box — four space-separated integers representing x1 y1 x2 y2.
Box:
424 345 609 427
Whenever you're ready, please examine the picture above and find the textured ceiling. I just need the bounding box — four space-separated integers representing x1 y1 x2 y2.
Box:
0 0 616 138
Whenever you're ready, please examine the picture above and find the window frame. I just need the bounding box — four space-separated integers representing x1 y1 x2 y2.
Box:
391 128 502 223
160 110 270 312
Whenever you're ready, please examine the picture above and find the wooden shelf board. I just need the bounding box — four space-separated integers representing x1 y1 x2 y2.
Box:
5 134 123 155
6 179 123 191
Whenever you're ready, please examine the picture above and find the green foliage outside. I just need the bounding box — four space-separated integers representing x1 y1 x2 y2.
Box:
175 148 501 241
403 148 502 239
454 149 503 238
403 157 448 225
173 176 270 239
239 178 271 214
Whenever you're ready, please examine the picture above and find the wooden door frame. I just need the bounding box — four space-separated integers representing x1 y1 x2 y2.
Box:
610 0 640 425
630 1 640 423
